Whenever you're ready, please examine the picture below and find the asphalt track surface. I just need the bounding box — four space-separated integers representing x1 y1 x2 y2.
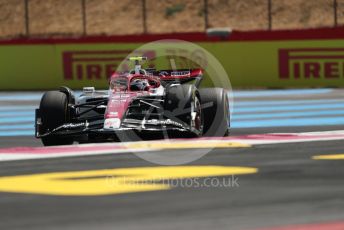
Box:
0 89 344 230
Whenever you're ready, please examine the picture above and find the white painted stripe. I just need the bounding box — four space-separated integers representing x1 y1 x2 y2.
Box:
1 130 344 162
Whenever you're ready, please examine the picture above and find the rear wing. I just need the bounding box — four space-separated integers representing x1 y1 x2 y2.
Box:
148 69 203 86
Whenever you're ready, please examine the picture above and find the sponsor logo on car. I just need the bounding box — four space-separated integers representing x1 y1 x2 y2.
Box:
104 118 121 129
279 48 344 79
171 71 190 77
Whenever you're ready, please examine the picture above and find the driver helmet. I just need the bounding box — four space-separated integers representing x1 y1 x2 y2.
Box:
130 79 150 91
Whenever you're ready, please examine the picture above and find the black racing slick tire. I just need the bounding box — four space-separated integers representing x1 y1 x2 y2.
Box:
199 88 230 137
39 91 73 146
164 84 203 137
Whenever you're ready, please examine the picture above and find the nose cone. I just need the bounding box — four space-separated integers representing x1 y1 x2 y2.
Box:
104 118 121 129
105 92 138 121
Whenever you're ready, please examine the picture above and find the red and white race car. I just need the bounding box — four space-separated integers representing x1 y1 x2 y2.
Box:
35 57 230 146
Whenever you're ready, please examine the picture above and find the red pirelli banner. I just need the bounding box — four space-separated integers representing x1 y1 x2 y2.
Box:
0 28 343 89
279 48 344 80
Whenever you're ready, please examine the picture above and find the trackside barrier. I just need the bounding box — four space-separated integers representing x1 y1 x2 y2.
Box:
0 27 344 90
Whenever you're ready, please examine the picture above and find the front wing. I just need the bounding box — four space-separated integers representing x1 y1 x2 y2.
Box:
35 115 198 140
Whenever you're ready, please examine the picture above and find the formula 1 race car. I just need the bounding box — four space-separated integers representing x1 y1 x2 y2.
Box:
35 57 230 146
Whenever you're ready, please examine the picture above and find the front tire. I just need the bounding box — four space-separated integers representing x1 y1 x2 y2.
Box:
39 91 73 146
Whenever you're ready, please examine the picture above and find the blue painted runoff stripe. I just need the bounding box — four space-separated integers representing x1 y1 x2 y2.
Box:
233 109 344 120
0 95 42 101
0 106 36 111
0 110 35 116
234 103 344 113
0 130 34 136
0 124 33 130
233 89 332 98
234 99 344 107
0 112 34 118
232 116 344 128
0 117 34 123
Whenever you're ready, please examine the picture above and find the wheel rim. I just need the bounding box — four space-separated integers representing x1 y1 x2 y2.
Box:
191 96 203 134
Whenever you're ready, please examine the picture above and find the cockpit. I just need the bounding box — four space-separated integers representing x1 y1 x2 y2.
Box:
109 57 162 92
110 76 159 92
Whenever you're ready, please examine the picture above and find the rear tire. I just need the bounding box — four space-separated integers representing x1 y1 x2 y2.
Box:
199 88 230 137
39 91 73 146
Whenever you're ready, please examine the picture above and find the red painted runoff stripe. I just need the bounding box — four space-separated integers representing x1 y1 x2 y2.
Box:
1 130 344 161
229 26 344 41
0 26 343 45
256 221 344 230
2 130 344 155
228 133 344 140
